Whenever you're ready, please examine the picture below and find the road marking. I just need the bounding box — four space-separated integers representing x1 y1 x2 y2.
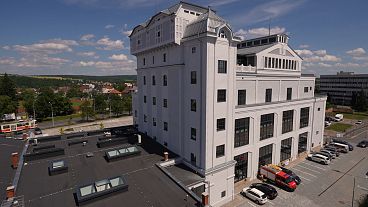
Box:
293 165 321 174
301 162 327 170
268 200 275 205
295 175 311 181
291 168 317 177
247 201 257 207
357 185 368 191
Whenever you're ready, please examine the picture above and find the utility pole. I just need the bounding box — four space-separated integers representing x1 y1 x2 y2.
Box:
49 102 54 127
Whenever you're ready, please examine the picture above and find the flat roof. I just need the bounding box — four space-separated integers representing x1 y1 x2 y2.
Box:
13 128 198 207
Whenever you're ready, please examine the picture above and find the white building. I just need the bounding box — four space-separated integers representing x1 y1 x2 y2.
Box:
130 2 326 206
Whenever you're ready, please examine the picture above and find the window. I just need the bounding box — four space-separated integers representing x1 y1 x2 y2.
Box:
143 76 146 85
298 132 308 154
265 88 272 102
164 122 168 131
217 118 226 131
134 110 137 117
217 89 226 102
191 128 196 140
143 58 146 66
144 96 146 103
192 47 196 53
184 10 189 13
300 107 310 128
152 97 156 105
144 114 147 123
163 99 168 108
221 191 226 198
304 87 308 93
218 60 227 73
163 75 167 86
287 88 292 100
191 99 196 112
238 90 246 105
152 56 155 64
282 110 294 134
191 71 197 84
259 144 273 167
191 153 196 164
163 53 166 62
318 108 321 111
260 113 274 140
219 30 226 38
152 76 156 85
234 118 250 148
280 138 292 162
216 145 225 158
157 31 160 37
152 118 156 126
234 153 248 182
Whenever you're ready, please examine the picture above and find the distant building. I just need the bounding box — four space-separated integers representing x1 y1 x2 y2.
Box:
79 84 95 93
320 71 368 105
130 2 326 206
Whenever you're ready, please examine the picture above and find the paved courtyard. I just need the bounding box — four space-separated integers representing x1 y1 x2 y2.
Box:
227 132 368 207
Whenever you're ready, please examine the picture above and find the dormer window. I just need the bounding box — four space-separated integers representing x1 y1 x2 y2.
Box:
219 30 227 38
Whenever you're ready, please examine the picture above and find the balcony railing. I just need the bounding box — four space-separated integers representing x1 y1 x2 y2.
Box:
236 64 257 73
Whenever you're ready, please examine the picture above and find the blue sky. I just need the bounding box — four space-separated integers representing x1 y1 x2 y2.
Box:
0 0 367 76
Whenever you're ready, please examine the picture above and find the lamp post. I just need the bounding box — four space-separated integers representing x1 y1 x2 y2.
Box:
49 102 54 127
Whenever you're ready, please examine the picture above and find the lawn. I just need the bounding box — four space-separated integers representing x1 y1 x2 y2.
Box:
42 113 81 122
326 123 353 132
342 112 368 120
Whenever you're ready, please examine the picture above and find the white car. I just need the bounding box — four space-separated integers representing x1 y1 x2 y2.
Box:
307 153 330 165
355 120 362 125
242 187 268 205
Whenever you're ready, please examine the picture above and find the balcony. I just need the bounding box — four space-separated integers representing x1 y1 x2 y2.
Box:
236 64 257 73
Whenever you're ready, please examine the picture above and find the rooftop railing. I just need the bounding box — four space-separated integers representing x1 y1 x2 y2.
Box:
236 64 257 73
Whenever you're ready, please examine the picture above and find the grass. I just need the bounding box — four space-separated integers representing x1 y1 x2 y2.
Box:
326 123 353 132
42 113 81 122
342 113 368 120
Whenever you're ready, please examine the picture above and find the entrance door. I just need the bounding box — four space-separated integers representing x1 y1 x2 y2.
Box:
234 153 248 182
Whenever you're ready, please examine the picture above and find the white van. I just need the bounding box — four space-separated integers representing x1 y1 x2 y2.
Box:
330 142 349 153
307 153 331 165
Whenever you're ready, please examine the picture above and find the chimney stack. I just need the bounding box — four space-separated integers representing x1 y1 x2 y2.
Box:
6 186 15 199
163 152 169 161
201 192 209 206
11 152 19 169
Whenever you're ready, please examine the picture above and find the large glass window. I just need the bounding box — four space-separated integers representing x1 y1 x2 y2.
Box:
282 110 294 134
298 132 308 154
218 60 227 73
234 153 248 182
300 107 310 128
287 88 292 100
234 118 250 148
280 138 292 162
265 89 272 102
217 89 226 102
260 113 274 140
259 144 273 167
238 90 246 105
216 144 225 158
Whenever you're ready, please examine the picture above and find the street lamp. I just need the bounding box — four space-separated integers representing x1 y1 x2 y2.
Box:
49 102 54 127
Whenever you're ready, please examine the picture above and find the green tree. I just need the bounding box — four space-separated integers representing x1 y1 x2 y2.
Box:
66 86 83 98
21 89 36 117
80 100 95 121
0 95 17 116
122 95 132 115
110 95 124 116
94 94 108 114
0 73 17 100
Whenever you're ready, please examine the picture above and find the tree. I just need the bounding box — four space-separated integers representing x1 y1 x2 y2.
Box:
0 95 17 116
66 86 83 98
80 100 95 121
122 95 132 115
110 95 124 116
94 94 108 114
0 73 17 100
21 89 36 117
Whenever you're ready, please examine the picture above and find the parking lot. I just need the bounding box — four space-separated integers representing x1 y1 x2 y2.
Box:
232 137 368 207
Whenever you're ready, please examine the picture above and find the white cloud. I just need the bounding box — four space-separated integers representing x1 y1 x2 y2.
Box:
80 34 95 41
122 30 132 36
208 0 241 7
13 42 73 54
77 51 99 59
0 55 69 68
318 63 332 68
304 55 341 62
79 61 96 67
62 0 166 9
235 26 286 40
77 59 135 71
295 49 314 56
109 54 128 61
105 24 115 29
352 56 368 61
334 62 362 68
2 46 11 50
346 48 366 56
299 44 309 49
314 50 327 56
96 37 124 50
41 38 79 46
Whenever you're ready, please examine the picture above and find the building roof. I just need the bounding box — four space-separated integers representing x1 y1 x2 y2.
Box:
237 43 277 55
13 128 198 207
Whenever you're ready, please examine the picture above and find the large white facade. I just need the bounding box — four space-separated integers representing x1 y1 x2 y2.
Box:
130 2 326 206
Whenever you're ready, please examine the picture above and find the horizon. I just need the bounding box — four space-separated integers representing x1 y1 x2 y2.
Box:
1 0 367 76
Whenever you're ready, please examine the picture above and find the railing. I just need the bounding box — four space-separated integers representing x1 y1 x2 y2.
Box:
236 64 257 73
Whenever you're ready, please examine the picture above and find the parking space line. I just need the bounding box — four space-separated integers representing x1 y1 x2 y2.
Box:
296 174 311 181
293 165 321 174
268 200 275 205
247 201 257 207
291 167 317 177
301 162 327 170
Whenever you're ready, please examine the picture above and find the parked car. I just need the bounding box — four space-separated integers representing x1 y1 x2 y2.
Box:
319 149 337 159
315 151 333 160
325 121 332 127
357 140 368 148
307 153 330 165
326 144 348 153
279 167 301 185
355 120 363 125
322 147 340 157
34 127 42 135
249 183 278 200
332 139 354 151
242 187 268 205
